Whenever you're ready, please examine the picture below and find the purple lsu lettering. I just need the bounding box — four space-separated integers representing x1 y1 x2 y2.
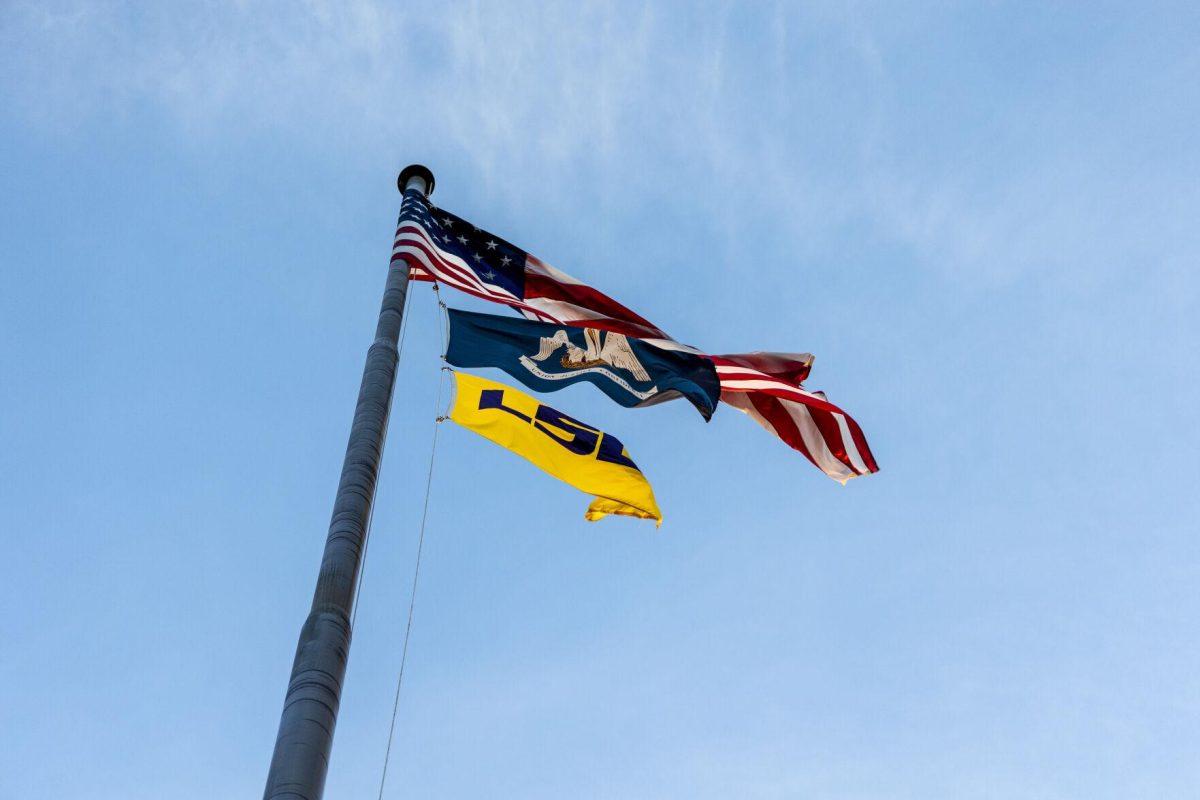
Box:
478 388 638 470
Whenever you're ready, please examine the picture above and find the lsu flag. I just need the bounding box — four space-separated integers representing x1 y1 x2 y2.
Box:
449 371 662 525
445 309 720 421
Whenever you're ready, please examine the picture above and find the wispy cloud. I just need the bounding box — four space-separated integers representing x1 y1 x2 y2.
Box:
3 1 1197 291
2 2 656 176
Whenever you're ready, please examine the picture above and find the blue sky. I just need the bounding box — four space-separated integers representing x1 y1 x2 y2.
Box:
2 2 1198 798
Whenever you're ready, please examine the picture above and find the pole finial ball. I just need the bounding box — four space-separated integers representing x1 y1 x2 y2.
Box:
398 164 435 197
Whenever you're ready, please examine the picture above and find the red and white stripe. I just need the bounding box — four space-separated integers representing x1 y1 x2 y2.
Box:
393 221 559 323
519 255 669 341
712 353 877 483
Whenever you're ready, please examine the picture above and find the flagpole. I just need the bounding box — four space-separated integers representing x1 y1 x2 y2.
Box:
262 164 435 800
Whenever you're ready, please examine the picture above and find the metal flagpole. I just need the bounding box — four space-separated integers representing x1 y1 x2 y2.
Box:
262 164 435 800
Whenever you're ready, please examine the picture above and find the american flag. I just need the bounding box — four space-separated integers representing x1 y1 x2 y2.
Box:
393 190 666 340
391 189 878 482
711 352 877 483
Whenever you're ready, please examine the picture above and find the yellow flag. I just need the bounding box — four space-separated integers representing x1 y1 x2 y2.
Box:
448 371 662 525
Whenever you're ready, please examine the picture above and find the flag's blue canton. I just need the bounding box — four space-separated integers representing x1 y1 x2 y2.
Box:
400 189 526 299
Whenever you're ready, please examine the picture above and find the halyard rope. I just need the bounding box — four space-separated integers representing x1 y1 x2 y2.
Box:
376 285 450 799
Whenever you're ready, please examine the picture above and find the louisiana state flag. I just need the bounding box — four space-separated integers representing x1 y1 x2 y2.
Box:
449 371 662 525
445 308 720 421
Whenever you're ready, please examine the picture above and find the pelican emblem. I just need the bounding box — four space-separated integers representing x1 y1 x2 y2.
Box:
517 327 658 401
529 328 651 382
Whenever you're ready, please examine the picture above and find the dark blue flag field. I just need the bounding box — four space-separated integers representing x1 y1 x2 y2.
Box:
445 308 721 421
